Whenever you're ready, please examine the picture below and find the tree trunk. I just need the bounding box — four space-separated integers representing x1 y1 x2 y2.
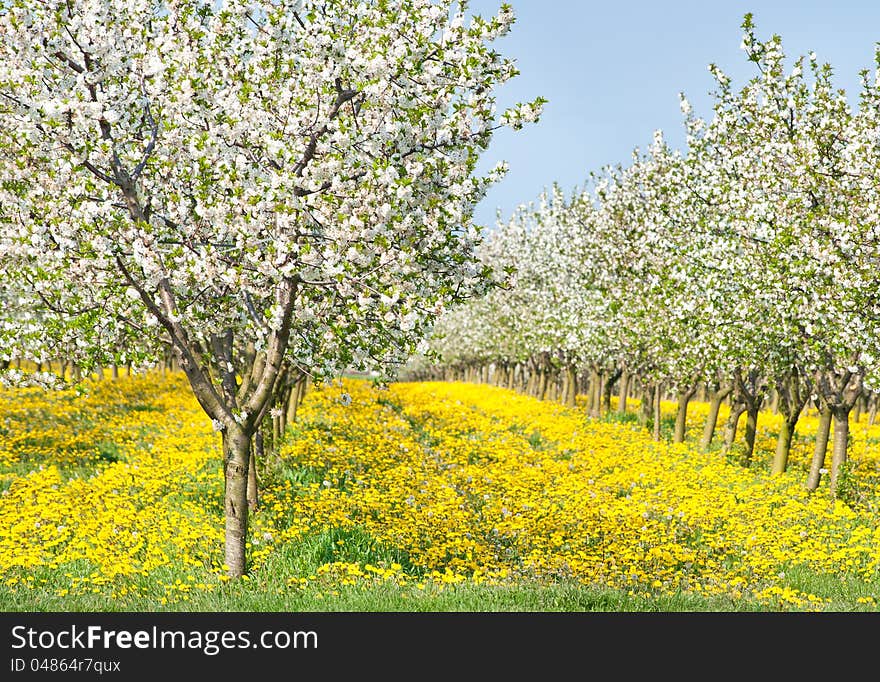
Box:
771 418 795 475
742 405 759 466
811 367 862 496
286 378 304 425
639 383 653 428
537 369 549 400
699 385 732 452
771 371 810 475
852 395 862 424
602 368 622 417
617 369 629 414
722 403 746 457
806 406 833 492
526 367 537 397
830 408 851 497
249 432 262 513
565 366 578 407
673 383 699 444
653 383 662 442
223 426 252 578
589 367 601 418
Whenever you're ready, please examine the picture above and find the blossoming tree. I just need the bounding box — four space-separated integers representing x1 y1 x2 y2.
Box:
0 0 544 577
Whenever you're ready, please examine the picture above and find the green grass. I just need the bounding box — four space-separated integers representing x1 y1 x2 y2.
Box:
0 576 771 613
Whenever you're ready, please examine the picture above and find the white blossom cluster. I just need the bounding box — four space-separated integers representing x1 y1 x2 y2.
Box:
0 369 68 390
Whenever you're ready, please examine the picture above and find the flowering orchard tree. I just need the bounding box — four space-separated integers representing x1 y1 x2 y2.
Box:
0 0 544 577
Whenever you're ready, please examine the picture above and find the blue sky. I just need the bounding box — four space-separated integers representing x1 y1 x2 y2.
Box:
467 0 880 228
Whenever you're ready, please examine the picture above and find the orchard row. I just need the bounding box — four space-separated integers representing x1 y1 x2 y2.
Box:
415 15 880 496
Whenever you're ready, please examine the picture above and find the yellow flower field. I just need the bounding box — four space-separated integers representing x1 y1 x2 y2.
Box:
1 372 878 610
0 373 227 602
281 380 880 608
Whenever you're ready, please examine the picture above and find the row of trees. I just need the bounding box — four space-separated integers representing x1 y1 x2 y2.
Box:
414 15 880 497
0 0 543 577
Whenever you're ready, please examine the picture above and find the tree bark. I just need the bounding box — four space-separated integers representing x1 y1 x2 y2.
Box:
772 419 794 475
223 426 252 578
771 371 810 475
537 369 549 400
722 402 746 457
830 408 851 497
639 383 653 428
617 369 629 414
806 406 832 492
564 366 578 407
742 405 760 466
601 367 622 416
699 384 732 452
589 367 602 418
653 383 662 442
673 382 699 444
812 367 862 497
249 432 262 513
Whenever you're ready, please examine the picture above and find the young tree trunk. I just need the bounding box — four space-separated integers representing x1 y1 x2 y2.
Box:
769 388 779 415
722 402 746 457
742 405 760 466
653 383 662 442
588 367 602 418
617 369 629 414
223 426 252 578
724 368 765 464
772 419 795 475
526 364 538 397
699 383 732 452
602 368 622 416
869 394 878 426
286 377 305 425
639 383 653 428
829 408 851 497
771 370 810 475
813 367 862 497
806 406 833 492
249 432 262 513
537 369 549 400
564 366 578 407
673 382 699 444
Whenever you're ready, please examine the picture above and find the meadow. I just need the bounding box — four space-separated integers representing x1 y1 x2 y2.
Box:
1 371 878 612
